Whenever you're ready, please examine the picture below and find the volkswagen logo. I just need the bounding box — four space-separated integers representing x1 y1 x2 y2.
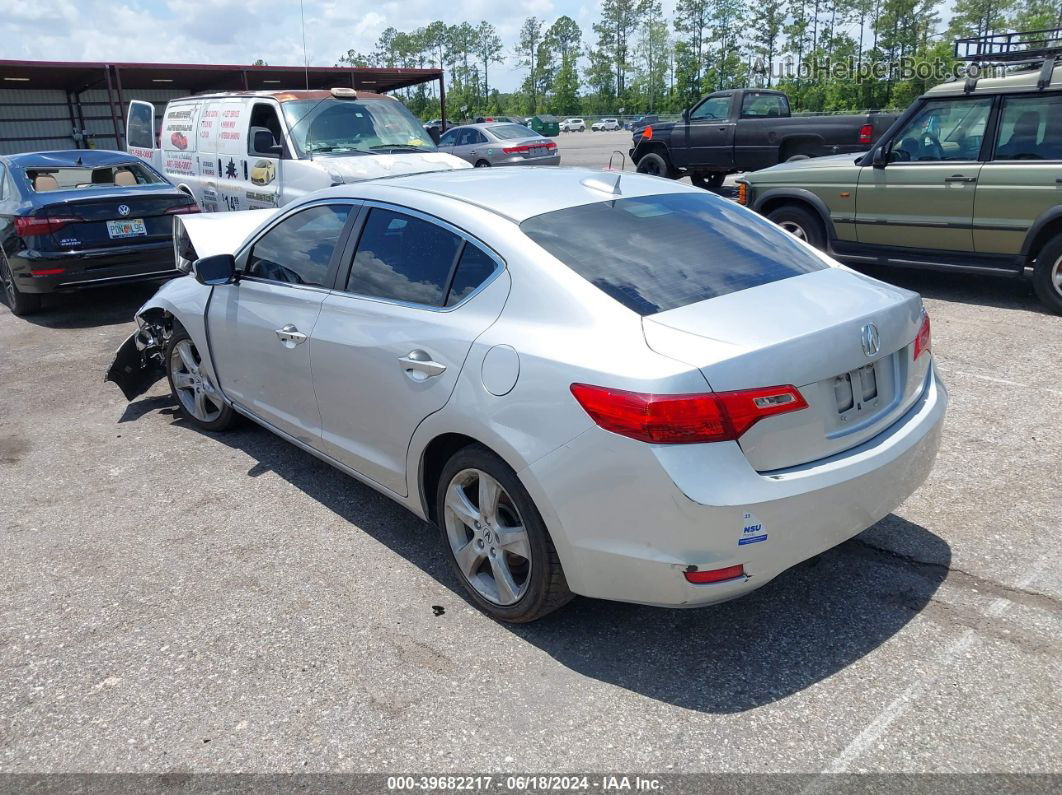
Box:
861 322 880 357
117 204 130 217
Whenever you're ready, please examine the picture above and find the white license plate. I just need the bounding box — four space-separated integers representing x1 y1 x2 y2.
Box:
106 218 147 239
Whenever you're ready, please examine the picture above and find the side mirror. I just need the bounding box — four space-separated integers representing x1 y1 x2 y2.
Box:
427 126 442 145
872 146 888 168
251 127 282 157
194 254 236 286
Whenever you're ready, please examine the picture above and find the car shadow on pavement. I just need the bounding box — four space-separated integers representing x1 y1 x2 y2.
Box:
139 407 950 714
849 264 1048 313
16 283 159 330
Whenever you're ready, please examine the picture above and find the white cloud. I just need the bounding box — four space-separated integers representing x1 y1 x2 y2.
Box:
0 0 601 91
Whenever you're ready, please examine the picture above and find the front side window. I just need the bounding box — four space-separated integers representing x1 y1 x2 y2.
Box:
520 192 828 316
888 97 992 162
691 96 730 121
347 208 462 306
741 93 788 118
247 204 352 286
994 94 1062 160
439 129 459 146
282 98 436 156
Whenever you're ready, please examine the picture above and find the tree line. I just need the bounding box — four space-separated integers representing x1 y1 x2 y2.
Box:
337 1 1062 119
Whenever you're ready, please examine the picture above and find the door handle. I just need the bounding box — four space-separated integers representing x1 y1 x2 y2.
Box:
944 175 977 183
399 350 447 380
274 324 307 346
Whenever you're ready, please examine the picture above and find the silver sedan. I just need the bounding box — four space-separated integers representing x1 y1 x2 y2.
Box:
437 122 560 168
108 168 946 623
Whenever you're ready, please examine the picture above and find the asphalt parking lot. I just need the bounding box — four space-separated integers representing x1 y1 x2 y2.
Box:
1 133 1060 777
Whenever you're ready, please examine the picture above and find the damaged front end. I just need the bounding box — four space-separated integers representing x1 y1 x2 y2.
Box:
104 310 173 401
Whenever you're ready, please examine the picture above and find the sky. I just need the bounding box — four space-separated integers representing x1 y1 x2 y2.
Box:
0 0 631 92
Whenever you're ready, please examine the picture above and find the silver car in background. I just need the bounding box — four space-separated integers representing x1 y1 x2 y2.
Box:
437 123 560 168
108 168 946 623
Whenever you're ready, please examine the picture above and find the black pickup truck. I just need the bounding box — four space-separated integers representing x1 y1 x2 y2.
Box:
630 88 898 188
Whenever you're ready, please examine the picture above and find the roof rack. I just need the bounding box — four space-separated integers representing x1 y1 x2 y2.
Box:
955 28 1062 63
954 28 1062 90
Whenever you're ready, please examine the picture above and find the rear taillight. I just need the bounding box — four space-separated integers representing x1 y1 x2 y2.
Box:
642 125 653 140
859 123 874 145
15 215 81 237
914 311 931 360
165 203 200 215
569 383 808 444
684 564 745 584
503 145 529 154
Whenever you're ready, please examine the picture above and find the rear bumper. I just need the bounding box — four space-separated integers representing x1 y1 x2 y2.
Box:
9 241 176 293
499 154 561 167
521 364 947 608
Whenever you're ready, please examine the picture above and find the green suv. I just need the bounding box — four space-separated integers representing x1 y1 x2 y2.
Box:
737 62 1062 314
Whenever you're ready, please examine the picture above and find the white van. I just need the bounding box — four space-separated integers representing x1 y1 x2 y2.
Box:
126 88 467 212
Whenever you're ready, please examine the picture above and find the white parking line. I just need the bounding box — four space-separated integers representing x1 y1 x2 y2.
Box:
939 367 1062 396
803 560 1049 788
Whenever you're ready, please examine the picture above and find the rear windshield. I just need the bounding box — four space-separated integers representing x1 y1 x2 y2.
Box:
489 124 540 140
519 192 828 316
24 163 164 192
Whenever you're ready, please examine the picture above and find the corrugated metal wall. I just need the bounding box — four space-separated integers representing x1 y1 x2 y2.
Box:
0 87 184 155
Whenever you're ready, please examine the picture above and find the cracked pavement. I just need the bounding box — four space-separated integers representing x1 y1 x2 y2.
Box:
0 172 1060 773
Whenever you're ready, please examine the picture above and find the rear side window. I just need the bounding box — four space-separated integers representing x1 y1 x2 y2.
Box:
520 192 828 316
741 94 788 118
994 94 1062 161
247 204 351 286
347 208 462 306
446 243 497 306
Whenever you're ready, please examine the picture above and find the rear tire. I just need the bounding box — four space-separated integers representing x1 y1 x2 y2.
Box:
165 328 236 431
436 444 572 623
767 204 826 250
0 252 41 317
1032 234 1062 315
636 151 675 179
474 159 491 168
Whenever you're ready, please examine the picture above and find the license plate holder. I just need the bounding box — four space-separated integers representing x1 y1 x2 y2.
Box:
834 362 881 420
106 218 147 239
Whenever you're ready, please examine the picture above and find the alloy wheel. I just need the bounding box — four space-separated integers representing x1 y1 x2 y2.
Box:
443 468 532 606
169 340 224 423
0 257 14 305
778 221 809 242
1053 254 1062 298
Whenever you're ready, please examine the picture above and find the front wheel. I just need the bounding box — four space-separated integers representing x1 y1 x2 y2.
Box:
1032 235 1062 315
0 253 42 316
436 445 572 623
635 152 675 179
165 328 236 431
767 204 826 250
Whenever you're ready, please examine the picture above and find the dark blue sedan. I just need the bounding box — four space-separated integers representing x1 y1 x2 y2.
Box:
0 150 198 316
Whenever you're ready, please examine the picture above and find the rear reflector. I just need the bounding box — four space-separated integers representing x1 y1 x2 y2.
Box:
30 267 65 276
15 215 82 236
858 123 874 145
914 310 931 360
685 564 745 584
569 383 808 444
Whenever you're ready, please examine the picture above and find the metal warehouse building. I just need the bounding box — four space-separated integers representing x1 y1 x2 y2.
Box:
0 60 446 155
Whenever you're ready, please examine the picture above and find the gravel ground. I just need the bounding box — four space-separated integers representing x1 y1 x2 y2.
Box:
0 139 1060 776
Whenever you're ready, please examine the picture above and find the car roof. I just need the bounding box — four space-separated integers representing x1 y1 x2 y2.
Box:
3 149 147 168
314 166 703 223
168 89 392 103
925 62 1062 96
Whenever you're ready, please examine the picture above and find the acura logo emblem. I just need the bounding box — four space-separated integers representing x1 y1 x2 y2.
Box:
861 322 880 357
117 204 130 217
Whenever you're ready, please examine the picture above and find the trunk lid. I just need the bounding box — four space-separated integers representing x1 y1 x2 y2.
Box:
642 268 931 471
43 188 193 249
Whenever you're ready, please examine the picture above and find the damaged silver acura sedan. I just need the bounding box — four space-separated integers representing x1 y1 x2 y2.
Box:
107 168 947 623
